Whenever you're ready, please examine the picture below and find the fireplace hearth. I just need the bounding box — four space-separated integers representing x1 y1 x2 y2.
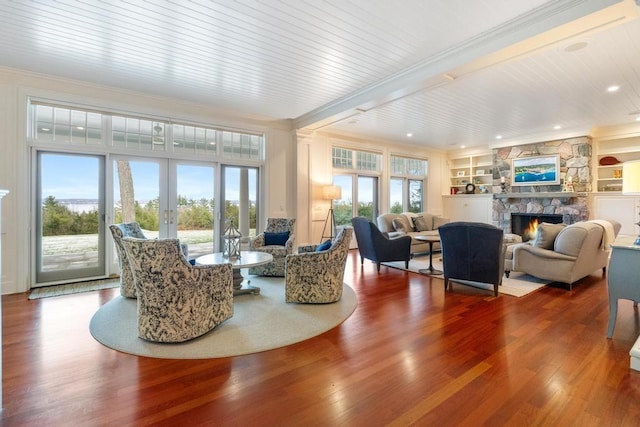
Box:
511 213 563 241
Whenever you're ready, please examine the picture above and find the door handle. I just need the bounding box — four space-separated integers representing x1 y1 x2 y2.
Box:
170 209 174 224
164 209 168 225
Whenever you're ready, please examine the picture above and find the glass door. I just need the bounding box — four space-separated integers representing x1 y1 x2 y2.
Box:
36 152 106 285
111 157 216 264
221 165 259 248
173 162 216 259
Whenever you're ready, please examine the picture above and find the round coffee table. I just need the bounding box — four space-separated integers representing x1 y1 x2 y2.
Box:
195 251 273 295
414 234 443 276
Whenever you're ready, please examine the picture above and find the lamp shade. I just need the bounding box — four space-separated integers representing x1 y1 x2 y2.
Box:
322 185 342 200
622 160 640 195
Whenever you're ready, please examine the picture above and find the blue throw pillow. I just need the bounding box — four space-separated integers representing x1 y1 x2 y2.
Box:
264 231 290 246
316 239 332 252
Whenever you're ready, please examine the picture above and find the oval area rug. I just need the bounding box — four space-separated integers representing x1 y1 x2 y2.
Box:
89 276 357 359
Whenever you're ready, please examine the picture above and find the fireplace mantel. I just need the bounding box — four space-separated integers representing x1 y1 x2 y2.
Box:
493 192 584 200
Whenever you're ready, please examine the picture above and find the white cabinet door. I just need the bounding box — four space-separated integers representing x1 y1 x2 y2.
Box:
443 195 492 224
591 194 638 236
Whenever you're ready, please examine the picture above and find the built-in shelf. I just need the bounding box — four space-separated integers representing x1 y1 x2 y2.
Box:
493 192 584 199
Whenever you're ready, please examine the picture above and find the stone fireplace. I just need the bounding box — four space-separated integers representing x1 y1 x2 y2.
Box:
491 136 592 232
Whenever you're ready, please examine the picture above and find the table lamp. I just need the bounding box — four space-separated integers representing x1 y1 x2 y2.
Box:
622 160 640 245
321 185 342 242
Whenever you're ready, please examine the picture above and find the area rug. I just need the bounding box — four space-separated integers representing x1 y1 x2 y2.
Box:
382 256 549 297
29 278 119 299
89 276 357 359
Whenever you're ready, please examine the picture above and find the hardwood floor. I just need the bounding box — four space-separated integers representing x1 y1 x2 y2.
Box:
3 250 640 426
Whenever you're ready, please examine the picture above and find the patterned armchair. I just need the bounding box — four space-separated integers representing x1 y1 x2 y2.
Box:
121 237 233 343
248 218 296 277
110 222 188 298
109 223 147 298
285 227 352 304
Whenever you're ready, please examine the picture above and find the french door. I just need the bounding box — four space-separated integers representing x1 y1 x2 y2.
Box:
34 152 217 286
110 156 216 270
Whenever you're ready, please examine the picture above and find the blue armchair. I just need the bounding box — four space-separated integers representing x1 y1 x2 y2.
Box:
438 221 505 296
351 217 412 272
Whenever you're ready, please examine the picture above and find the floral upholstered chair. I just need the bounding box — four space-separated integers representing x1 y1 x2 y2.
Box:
110 222 188 298
109 223 147 298
285 227 352 304
248 218 296 277
121 237 233 343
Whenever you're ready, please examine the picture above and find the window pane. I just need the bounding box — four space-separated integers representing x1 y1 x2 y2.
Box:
390 178 403 213
357 176 377 220
408 179 423 213
332 175 353 227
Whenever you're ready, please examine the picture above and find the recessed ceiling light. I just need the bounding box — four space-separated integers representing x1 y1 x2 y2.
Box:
496 135 503 140
636 117 640 122
607 85 620 92
554 125 562 130
461 145 466 149
406 132 413 138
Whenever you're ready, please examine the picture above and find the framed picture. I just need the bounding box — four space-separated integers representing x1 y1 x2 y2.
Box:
511 155 560 186
456 171 466 177
476 169 485 176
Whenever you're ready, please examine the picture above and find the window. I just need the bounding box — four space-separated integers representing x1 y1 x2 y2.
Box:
30 103 264 160
34 104 103 145
332 147 381 224
333 147 381 171
390 155 428 213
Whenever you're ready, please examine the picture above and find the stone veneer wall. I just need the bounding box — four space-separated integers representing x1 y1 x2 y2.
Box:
492 136 592 232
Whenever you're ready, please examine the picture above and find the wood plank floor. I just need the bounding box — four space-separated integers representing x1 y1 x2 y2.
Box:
3 250 640 426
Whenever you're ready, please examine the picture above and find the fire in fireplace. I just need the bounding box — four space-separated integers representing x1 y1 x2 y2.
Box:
511 213 563 242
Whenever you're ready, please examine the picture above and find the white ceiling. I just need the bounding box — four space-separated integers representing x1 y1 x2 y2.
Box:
1 0 640 150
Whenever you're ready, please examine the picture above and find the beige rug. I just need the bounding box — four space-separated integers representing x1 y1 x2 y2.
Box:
89 276 357 359
382 255 549 297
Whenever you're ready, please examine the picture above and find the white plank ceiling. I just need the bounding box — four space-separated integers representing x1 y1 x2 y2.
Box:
1 0 640 149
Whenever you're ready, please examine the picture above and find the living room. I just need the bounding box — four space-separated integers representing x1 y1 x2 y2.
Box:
2 0 640 424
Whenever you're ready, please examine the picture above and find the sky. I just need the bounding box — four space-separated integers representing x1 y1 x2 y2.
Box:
41 153 256 202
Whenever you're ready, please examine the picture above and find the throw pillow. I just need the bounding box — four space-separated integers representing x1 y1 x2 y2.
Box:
392 216 412 233
412 216 430 232
264 231 290 246
532 223 566 249
315 239 332 252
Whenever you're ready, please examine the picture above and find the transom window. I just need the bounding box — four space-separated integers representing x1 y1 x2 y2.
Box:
30 102 264 161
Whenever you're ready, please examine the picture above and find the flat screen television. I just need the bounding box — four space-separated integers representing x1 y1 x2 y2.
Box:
511 155 560 186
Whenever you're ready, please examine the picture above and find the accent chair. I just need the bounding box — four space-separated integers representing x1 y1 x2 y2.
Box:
121 237 233 343
110 222 189 298
438 221 505 296
248 217 296 277
350 216 411 272
285 227 352 303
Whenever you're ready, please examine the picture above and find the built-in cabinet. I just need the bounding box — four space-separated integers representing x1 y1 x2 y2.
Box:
442 194 493 224
447 153 493 194
595 136 640 193
590 193 640 237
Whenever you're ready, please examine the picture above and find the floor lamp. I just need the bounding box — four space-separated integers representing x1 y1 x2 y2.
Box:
321 185 342 243
622 160 640 245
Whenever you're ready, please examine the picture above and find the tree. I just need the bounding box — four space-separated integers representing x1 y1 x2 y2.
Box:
117 160 135 222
